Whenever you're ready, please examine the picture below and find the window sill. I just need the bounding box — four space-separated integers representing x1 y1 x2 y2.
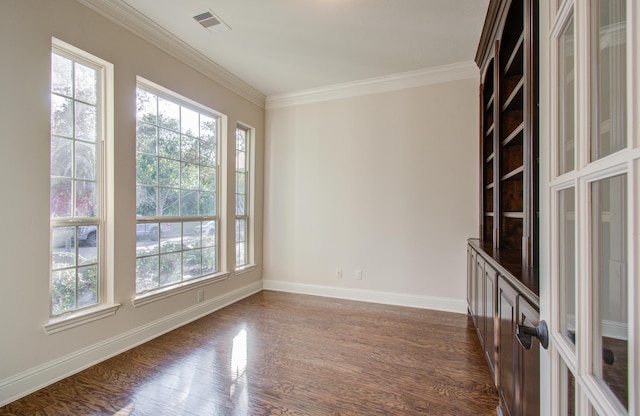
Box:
132 272 230 308
235 264 257 276
44 303 121 335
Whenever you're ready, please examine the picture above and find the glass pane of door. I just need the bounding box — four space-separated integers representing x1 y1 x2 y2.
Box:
591 174 628 410
558 17 575 174
558 187 576 344
591 0 626 160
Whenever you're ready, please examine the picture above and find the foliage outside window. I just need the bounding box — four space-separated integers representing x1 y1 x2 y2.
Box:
135 83 220 293
235 126 249 268
50 47 103 316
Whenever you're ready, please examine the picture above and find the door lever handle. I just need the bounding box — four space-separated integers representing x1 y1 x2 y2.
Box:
516 320 549 350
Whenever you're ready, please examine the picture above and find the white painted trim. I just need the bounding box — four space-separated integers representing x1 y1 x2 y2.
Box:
74 0 266 109
44 304 121 335
262 280 467 314
0 281 262 407
265 61 479 109
132 272 230 308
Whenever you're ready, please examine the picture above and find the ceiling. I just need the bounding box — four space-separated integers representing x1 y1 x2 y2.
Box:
111 0 489 98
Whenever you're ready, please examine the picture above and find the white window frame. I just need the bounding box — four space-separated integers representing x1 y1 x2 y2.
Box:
235 124 255 273
45 38 119 334
133 77 229 307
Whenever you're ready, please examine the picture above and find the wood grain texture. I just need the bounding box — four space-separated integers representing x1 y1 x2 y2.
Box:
2 291 499 415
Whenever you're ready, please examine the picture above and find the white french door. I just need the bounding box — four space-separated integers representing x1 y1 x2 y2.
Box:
540 0 639 415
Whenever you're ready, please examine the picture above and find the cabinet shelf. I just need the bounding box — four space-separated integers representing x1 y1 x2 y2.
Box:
502 77 524 111
486 123 495 137
502 211 524 219
504 32 524 76
486 93 495 108
486 182 495 190
486 153 495 163
501 165 524 181
502 122 524 146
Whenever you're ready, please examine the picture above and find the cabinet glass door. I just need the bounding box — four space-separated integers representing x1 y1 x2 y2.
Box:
540 0 638 415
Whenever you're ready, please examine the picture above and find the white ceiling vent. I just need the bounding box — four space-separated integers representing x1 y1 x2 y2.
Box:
193 10 230 32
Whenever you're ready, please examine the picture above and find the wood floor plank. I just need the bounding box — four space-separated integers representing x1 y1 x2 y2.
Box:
1 291 498 415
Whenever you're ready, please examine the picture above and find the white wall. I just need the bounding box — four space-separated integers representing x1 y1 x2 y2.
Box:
0 0 264 404
264 78 479 310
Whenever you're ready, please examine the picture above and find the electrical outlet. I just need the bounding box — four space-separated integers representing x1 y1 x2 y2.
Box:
337 268 342 278
197 290 204 302
355 270 362 280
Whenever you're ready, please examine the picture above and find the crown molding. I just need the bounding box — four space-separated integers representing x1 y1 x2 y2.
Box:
265 61 479 110
75 0 266 109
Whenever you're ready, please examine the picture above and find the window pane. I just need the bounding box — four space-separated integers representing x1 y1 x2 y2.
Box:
159 128 180 159
51 95 73 137
591 174 627 409
75 180 96 217
160 252 181 286
74 63 97 104
181 107 199 136
136 186 157 216
558 16 575 174
51 53 72 96
201 221 216 245
75 102 96 142
559 187 576 344
180 190 198 216
137 123 158 155
137 88 157 123
52 226 76 268
159 158 180 188
199 192 216 216
77 265 98 308
200 140 216 166
51 269 76 315
51 136 73 177
136 154 157 186
237 150 246 172
183 249 202 279
182 221 201 250
181 135 199 163
75 142 96 180
158 97 180 131
200 114 216 141
591 0 626 160
236 172 246 194
202 246 216 274
159 188 179 216
200 166 216 191
136 255 159 292
236 194 245 216
181 162 199 190
51 178 72 217
78 226 98 263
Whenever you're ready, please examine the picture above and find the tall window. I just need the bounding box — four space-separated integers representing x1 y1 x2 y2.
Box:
135 80 221 293
50 42 108 316
235 126 250 268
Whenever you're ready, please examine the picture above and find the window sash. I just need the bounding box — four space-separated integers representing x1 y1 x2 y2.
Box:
50 44 106 317
135 81 222 293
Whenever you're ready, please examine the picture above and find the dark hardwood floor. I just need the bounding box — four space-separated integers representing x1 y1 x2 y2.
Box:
1 291 498 415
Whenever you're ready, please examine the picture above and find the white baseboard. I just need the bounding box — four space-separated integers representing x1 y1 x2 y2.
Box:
262 279 466 314
0 280 263 407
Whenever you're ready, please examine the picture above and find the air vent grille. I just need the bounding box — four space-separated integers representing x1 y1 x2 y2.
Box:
193 10 230 32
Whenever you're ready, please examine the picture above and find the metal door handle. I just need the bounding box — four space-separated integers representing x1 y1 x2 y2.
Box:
516 320 549 350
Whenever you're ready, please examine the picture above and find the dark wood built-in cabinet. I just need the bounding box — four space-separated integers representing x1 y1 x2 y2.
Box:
469 1 541 415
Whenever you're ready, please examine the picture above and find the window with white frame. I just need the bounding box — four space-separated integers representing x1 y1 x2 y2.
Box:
50 42 109 316
135 81 222 293
235 126 250 268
